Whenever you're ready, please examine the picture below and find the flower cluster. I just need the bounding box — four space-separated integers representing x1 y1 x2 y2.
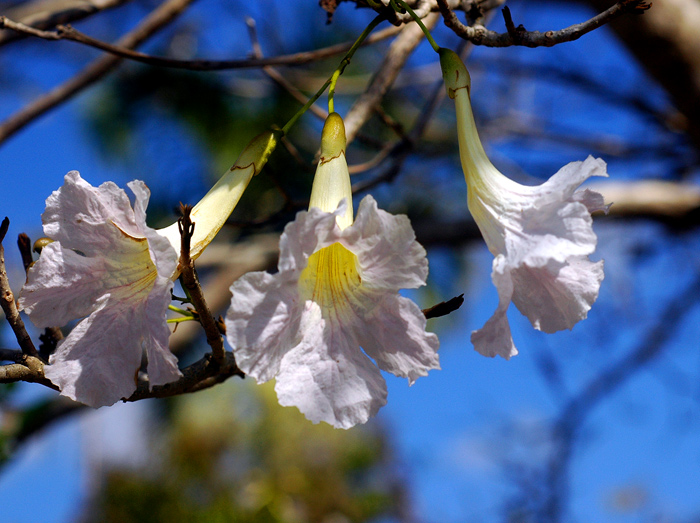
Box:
17 48 608 429
19 131 278 406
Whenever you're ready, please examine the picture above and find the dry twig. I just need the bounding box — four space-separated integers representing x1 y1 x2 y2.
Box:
435 0 651 47
176 205 228 367
0 218 38 358
0 16 401 71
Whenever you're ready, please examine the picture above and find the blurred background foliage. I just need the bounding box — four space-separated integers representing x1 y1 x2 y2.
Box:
78 383 407 523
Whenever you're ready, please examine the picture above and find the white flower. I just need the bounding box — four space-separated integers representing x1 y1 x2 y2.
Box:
19 171 181 407
225 114 439 429
19 132 279 406
439 48 609 359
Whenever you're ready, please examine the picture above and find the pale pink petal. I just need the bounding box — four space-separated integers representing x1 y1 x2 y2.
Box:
18 243 112 327
471 255 518 359
128 179 180 279
511 257 604 333
42 171 144 253
359 294 439 384
226 272 301 382
277 201 353 274
45 301 146 407
339 196 428 291
538 156 608 204
274 304 387 429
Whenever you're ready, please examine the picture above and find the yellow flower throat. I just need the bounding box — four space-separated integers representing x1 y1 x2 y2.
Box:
299 243 363 319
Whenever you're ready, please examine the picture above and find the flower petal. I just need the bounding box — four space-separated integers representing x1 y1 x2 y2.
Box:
277 202 347 274
45 301 146 407
359 294 440 384
21 172 181 405
511 257 604 333
143 278 182 387
471 255 518 359
226 271 301 382
42 171 145 254
274 303 387 429
340 196 428 291
19 242 113 327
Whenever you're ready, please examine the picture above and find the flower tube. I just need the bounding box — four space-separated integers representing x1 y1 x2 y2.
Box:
225 113 439 429
439 48 609 359
19 132 278 407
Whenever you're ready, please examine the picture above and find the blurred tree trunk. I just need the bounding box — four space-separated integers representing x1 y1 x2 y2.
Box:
587 0 700 152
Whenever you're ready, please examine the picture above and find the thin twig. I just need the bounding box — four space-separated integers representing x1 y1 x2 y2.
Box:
436 0 651 47
245 17 328 122
422 294 465 319
0 218 39 358
0 0 195 146
177 205 228 367
0 0 133 47
0 16 401 71
16 233 33 273
352 39 471 194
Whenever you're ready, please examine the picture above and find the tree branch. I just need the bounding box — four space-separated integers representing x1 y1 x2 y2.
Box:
0 15 402 71
0 0 195 146
177 205 228 368
0 0 133 47
0 218 39 358
436 0 651 47
125 352 243 402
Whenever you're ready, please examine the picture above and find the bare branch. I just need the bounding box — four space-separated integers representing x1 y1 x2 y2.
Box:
177 205 228 368
0 15 402 71
436 0 651 47
0 355 57 389
125 352 243 402
0 0 133 47
0 217 39 358
0 0 195 146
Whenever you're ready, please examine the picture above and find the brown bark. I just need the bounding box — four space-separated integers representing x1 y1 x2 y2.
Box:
587 0 700 150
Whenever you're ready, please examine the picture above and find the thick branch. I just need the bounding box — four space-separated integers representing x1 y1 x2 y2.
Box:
0 0 195 146
0 355 57 389
125 352 243 402
436 0 651 47
587 0 700 150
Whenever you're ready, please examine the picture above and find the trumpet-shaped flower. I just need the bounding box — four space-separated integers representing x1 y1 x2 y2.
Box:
226 114 439 429
19 132 279 407
439 48 609 359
